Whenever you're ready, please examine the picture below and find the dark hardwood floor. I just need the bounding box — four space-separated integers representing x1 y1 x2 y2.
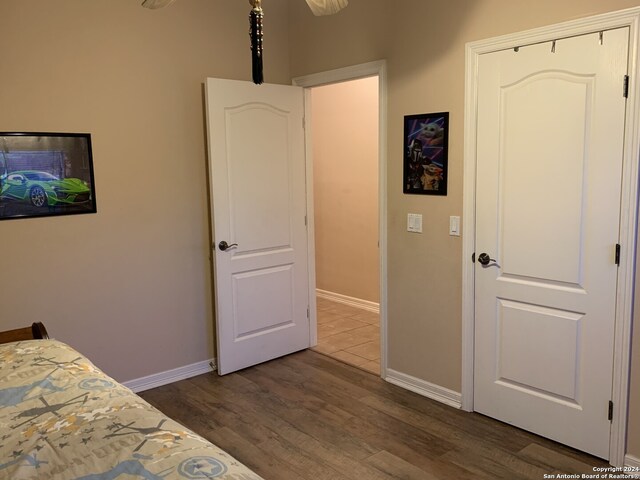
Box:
140 350 608 480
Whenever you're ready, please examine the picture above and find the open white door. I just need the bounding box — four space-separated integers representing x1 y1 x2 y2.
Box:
474 28 629 458
206 78 309 375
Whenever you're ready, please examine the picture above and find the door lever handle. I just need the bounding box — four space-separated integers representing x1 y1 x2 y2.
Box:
218 241 238 251
477 252 497 267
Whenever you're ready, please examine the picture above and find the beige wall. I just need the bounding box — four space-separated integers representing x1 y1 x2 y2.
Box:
0 0 291 382
288 0 640 458
312 77 379 303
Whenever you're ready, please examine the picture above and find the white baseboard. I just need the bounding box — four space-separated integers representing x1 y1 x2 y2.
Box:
385 368 462 409
316 289 380 314
123 358 217 393
625 454 640 478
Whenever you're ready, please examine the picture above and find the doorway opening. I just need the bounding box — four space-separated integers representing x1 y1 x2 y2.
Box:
307 76 381 374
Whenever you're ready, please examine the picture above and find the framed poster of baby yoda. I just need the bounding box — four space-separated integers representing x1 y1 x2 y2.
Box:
403 112 449 195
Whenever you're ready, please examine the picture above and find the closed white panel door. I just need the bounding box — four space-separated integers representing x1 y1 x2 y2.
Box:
474 28 628 458
206 78 309 375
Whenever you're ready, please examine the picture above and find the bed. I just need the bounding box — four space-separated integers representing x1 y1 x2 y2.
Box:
0 323 263 479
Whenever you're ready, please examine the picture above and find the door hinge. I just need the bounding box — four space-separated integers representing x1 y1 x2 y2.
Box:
615 244 621 265
305 215 307 226
624 75 629 98
302 116 306 129
472 252 476 263
608 400 614 421
307 307 310 319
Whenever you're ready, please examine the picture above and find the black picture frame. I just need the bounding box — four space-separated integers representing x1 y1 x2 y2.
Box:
403 112 449 195
0 132 97 221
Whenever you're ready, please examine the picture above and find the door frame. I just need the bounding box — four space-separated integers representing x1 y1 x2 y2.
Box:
292 60 388 378
462 7 640 466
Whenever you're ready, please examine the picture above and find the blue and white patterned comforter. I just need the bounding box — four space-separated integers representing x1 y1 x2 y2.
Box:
0 339 262 480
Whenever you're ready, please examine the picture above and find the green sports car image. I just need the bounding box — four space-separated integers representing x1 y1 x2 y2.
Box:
0 170 92 208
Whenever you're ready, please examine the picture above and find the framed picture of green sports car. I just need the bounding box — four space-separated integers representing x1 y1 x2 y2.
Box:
0 132 97 221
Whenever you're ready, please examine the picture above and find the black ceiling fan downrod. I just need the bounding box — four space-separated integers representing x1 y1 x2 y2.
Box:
249 0 264 85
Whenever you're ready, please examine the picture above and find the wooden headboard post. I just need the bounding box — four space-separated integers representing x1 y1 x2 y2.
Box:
31 322 49 340
0 322 50 345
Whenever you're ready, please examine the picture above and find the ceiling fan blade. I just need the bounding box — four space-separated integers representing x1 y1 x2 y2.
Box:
305 0 349 16
141 0 177 9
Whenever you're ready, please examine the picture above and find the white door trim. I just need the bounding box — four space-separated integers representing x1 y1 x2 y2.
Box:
292 60 389 379
462 7 640 465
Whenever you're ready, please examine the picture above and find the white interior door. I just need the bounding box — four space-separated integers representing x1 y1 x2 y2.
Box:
206 78 309 375
474 28 629 458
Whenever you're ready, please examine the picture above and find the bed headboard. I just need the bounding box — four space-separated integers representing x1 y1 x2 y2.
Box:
0 322 49 345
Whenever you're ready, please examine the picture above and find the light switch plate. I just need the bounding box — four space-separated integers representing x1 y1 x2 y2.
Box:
408 213 423 233
449 216 461 236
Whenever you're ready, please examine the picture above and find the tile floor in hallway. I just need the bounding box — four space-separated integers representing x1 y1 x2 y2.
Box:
311 296 380 374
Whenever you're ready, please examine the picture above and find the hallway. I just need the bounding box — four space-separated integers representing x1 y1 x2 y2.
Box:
312 297 380 375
